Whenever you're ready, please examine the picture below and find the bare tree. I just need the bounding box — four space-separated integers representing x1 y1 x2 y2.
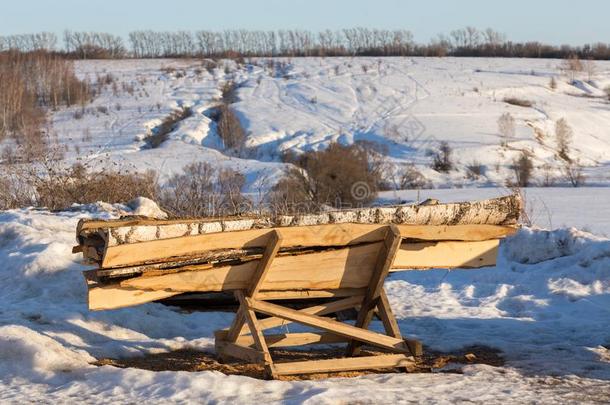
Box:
583 59 597 82
561 55 583 83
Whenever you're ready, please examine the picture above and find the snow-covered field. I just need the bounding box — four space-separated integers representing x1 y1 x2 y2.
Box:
1 57 609 402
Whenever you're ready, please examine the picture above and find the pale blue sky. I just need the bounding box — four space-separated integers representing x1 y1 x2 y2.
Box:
1 0 606 45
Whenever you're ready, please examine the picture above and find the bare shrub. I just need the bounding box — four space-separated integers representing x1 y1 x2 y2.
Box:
1 149 158 210
431 141 453 173
218 168 250 215
503 97 533 108
561 55 583 83
270 143 382 213
145 107 193 148
509 152 534 187
540 163 557 187
497 112 515 145
73 109 85 120
562 159 586 187
466 161 486 180
555 118 573 161
217 105 246 153
396 163 430 189
0 172 34 209
37 166 158 210
159 162 250 217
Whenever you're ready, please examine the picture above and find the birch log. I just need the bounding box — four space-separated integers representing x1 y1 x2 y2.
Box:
78 194 521 247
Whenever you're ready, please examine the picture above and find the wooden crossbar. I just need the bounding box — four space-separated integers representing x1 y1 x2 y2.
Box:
245 297 414 354
221 295 364 336
273 354 415 376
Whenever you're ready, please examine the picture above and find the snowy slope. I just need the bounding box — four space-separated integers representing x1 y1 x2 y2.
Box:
42 57 610 190
0 191 609 403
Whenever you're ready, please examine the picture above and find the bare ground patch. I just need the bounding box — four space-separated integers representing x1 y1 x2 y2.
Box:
94 345 504 381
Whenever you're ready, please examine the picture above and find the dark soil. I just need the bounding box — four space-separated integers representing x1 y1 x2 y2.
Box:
94 345 504 381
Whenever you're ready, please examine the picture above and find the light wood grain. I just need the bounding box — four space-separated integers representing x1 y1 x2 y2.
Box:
273 354 415 375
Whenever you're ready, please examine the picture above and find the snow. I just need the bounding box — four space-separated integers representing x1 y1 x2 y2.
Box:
126 197 168 219
1 56 609 401
380 187 610 237
36 57 610 190
1 190 609 402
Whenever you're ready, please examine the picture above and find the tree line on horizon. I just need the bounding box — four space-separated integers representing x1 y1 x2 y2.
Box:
2 27 610 60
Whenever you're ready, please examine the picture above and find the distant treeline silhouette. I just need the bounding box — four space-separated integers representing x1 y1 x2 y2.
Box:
2 27 610 60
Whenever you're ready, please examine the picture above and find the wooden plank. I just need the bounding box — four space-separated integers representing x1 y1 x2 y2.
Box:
246 298 411 353
249 231 282 297
347 225 402 356
227 232 282 341
215 341 266 363
255 289 366 300
121 242 382 292
273 354 415 375
85 273 180 311
377 289 402 339
95 236 502 280
119 240 500 294
99 223 514 268
101 224 386 268
236 292 274 375
226 305 247 343
394 239 500 269
397 224 517 241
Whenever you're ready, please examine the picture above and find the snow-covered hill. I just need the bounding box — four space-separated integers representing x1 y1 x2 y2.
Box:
48 57 610 190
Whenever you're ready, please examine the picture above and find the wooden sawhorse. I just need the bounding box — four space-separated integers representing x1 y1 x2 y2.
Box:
214 225 422 378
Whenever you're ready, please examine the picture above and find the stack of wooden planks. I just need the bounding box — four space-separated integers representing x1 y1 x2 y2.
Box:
77 195 522 378
76 195 521 311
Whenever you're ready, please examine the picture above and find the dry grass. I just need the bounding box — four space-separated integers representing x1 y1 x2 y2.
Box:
503 97 533 108
0 148 159 210
35 165 158 210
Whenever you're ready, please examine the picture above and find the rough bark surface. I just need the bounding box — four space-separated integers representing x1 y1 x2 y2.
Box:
78 195 521 247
